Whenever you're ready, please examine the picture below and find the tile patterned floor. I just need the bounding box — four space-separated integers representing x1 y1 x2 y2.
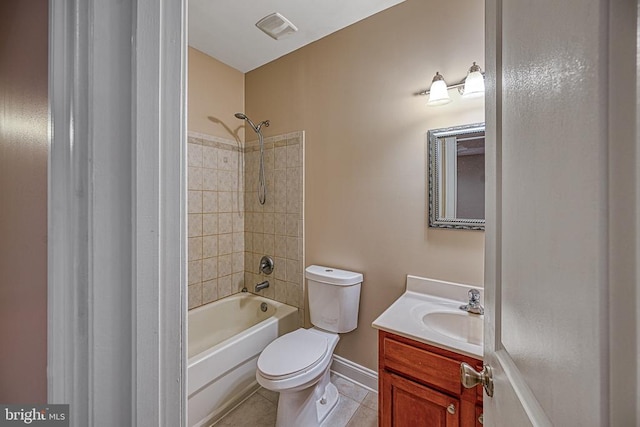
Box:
214 373 378 427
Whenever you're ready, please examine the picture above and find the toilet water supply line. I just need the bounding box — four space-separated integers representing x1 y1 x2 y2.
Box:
234 113 270 205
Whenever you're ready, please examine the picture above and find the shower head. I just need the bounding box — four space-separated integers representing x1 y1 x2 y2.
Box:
234 113 269 133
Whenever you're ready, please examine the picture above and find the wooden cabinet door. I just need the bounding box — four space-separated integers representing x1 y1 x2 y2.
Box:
381 371 459 427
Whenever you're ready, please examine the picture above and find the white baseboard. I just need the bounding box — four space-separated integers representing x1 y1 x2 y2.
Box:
330 355 378 393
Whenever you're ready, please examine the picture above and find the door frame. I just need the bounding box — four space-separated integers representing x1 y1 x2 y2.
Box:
48 0 187 425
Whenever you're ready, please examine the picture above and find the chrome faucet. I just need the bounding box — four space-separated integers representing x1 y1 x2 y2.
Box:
460 289 484 315
255 280 270 292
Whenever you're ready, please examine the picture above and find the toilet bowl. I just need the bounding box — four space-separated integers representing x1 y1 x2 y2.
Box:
257 328 340 426
256 265 363 427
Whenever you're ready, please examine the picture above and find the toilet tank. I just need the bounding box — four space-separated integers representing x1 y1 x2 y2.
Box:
305 265 363 333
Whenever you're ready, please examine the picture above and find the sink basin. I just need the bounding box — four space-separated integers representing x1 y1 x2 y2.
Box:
422 311 483 346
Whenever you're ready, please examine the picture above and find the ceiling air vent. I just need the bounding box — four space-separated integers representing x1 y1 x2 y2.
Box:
255 12 298 40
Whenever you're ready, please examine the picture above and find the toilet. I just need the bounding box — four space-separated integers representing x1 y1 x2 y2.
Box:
256 265 363 427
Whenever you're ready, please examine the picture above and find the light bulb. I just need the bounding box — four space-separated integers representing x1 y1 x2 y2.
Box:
462 62 485 98
427 72 452 106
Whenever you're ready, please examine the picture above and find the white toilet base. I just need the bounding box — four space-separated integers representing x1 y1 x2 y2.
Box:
275 367 339 427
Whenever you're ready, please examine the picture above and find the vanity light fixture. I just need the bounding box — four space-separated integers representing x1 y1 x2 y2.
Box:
427 72 452 106
420 62 485 106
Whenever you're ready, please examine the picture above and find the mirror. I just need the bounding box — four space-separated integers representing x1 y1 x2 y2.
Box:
427 123 485 230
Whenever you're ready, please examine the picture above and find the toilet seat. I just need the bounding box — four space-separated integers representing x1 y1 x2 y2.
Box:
258 329 329 380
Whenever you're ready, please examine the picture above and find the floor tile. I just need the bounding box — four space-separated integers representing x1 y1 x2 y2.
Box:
256 387 279 404
320 395 360 427
216 378 379 427
331 374 369 403
346 405 378 427
361 391 378 412
216 392 276 427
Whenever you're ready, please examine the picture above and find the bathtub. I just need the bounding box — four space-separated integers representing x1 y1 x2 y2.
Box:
187 293 298 427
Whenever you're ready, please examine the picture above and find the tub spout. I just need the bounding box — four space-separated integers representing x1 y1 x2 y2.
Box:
255 280 269 292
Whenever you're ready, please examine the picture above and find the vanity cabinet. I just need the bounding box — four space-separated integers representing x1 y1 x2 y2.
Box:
378 331 483 427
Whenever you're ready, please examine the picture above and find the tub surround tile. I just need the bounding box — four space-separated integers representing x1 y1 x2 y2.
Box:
218 254 232 277
273 236 286 259
188 284 202 309
286 236 298 260
202 280 218 304
218 213 233 234
202 257 218 282
233 232 244 253
261 282 275 300
188 190 202 213
218 233 233 255
202 213 218 235
188 214 202 237
218 191 233 213
188 143 203 167
286 213 298 237
188 237 203 261
232 252 244 274
274 279 287 302
202 235 218 258
202 145 217 168
188 166 203 190
202 168 217 191
202 191 218 213
188 131 304 311
232 213 244 233
188 260 202 285
217 275 232 298
232 272 245 293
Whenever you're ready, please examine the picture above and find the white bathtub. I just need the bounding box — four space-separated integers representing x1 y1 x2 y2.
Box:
187 293 298 427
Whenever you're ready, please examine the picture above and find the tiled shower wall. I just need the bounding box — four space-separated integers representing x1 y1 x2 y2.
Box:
244 132 305 320
187 133 245 309
187 131 305 314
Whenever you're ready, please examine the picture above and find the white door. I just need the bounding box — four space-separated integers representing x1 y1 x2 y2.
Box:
482 0 638 425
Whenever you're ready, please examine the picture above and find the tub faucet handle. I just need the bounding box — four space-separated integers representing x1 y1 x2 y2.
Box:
259 256 274 275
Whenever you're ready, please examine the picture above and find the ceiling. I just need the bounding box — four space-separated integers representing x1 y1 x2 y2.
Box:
188 0 406 73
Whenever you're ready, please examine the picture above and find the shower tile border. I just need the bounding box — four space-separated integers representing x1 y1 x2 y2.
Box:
188 131 242 152
188 130 304 154
245 131 305 153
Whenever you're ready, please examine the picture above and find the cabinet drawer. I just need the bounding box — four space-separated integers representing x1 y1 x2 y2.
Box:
383 336 461 395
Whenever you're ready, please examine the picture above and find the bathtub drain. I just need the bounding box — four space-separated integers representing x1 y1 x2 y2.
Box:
260 302 268 312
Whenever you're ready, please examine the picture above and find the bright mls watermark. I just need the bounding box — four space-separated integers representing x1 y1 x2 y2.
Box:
0 405 68 426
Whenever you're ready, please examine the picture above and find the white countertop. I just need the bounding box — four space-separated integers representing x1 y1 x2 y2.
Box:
372 275 484 359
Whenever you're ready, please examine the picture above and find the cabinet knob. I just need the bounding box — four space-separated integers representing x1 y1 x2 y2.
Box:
447 404 456 415
460 362 494 397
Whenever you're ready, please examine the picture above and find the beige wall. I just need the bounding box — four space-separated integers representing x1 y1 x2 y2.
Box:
0 0 48 402
245 0 485 370
188 47 245 141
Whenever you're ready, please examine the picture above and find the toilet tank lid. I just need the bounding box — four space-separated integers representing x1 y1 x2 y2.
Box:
305 265 363 286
